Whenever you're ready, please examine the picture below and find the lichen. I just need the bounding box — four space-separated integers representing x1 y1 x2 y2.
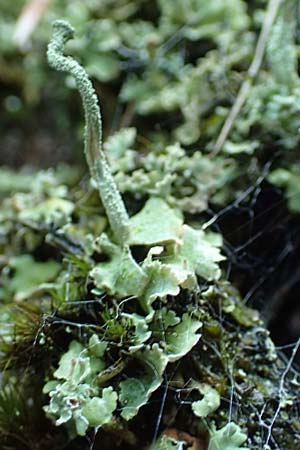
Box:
47 20 130 245
0 2 300 450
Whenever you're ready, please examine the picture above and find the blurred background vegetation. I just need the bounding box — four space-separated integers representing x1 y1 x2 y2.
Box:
1 0 264 167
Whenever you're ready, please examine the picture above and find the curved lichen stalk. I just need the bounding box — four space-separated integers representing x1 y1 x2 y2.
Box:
47 20 130 245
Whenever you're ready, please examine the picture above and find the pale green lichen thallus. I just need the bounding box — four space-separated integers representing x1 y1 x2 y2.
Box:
47 20 130 245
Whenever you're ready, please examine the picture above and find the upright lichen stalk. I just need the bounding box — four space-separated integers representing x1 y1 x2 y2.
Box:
47 20 130 245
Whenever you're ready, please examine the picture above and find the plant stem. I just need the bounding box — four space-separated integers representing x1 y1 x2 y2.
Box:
213 0 283 155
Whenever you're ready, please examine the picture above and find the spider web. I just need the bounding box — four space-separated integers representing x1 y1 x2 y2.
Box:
145 159 300 449
17 158 298 450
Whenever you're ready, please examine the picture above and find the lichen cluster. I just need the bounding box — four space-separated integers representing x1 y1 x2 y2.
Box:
0 1 300 450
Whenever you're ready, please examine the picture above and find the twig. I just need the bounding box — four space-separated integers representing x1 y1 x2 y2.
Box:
213 0 283 156
14 0 51 49
263 336 300 448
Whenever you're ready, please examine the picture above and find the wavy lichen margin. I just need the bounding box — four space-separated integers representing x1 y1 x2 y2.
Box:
47 20 130 245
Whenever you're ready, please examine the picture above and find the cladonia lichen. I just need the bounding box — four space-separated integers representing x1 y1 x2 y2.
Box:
1 5 299 449
43 19 227 440
47 20 130 245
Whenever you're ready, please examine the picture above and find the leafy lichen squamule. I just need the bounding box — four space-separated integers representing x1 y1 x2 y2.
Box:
47 20 130 245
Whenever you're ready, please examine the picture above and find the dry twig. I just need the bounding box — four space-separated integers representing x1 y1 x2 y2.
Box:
213 0 283 155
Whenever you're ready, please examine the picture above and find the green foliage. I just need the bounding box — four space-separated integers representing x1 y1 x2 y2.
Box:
266 0 298 87
5 255 60 302
91 234 148 298
268 165 300 212
82 387 117 427
162 313 202 362
208 423 249 450
1 2 300 450
119 344 168 420
223 1 300 156
43 337 117 436
191 383 220 418
0 167 78 234
231 82 300 151
157 0 249 40
129 197 183 246
107 131 234 213
91 195 223 314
